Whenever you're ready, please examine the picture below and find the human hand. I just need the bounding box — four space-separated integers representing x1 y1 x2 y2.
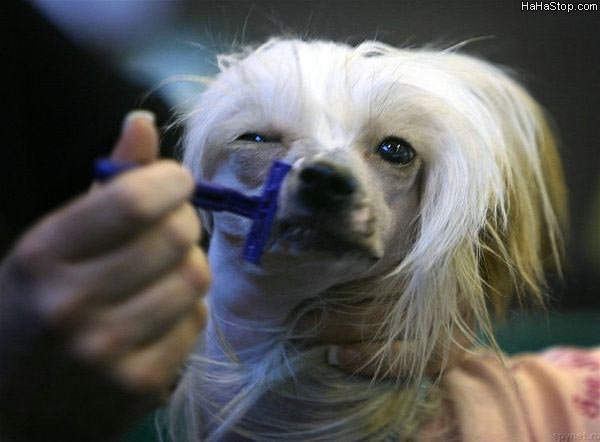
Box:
0 111 210 441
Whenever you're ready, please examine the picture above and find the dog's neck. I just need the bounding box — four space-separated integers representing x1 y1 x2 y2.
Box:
195 232 440 440
199 232 347 436
204 231 345 360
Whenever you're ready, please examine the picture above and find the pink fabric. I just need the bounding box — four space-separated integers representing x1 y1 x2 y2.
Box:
423 347 600 441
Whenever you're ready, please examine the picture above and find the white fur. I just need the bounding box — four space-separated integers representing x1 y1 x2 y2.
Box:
162 38 566 441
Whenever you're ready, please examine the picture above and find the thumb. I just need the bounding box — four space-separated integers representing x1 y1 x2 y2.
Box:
110 110 159 164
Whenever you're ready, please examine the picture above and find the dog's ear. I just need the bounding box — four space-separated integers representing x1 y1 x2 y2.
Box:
479 81 568 317
377 56 569 382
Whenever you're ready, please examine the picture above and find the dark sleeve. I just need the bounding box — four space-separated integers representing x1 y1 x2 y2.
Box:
0 1 180 256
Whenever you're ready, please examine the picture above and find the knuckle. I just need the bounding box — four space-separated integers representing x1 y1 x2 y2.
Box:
192 302 208 330
72 329 125 363
157 159 182 173
161 207 200 255
183 203 202 241
159 160 194 189
117 364 171 396
10 234 49 278
101 329 127 355
180 249 211 295
41 291 87 328
112 181 155 223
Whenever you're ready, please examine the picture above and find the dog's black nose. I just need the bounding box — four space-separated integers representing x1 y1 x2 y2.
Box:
298 162 356 209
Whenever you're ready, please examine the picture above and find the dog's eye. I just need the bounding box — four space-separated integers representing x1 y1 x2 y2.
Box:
237 133 268 143
376 137 415 165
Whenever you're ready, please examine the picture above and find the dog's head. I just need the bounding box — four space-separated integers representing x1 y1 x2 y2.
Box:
183 38 566 375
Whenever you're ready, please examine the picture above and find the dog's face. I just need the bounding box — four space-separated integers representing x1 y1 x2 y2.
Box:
186 40 485 280
197 83 425 280
184 39 566 355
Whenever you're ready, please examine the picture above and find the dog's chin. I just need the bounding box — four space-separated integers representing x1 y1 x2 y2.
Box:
266 217 383 263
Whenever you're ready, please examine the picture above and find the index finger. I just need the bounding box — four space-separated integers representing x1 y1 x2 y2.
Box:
31 161 195 260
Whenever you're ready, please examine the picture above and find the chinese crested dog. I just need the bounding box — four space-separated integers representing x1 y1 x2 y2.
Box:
165 38 566 441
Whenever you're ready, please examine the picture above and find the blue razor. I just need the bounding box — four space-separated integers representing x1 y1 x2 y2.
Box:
94 158 292 264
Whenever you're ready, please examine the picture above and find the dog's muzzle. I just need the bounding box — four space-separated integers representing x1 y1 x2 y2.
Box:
271 160 382 260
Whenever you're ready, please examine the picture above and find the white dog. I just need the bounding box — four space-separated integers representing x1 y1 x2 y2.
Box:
164 38 567 441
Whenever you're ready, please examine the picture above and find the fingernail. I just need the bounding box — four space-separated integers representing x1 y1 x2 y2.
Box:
122 109 155 131
326 345 340 366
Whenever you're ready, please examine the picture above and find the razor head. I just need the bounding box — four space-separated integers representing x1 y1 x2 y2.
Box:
243 160 292 264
